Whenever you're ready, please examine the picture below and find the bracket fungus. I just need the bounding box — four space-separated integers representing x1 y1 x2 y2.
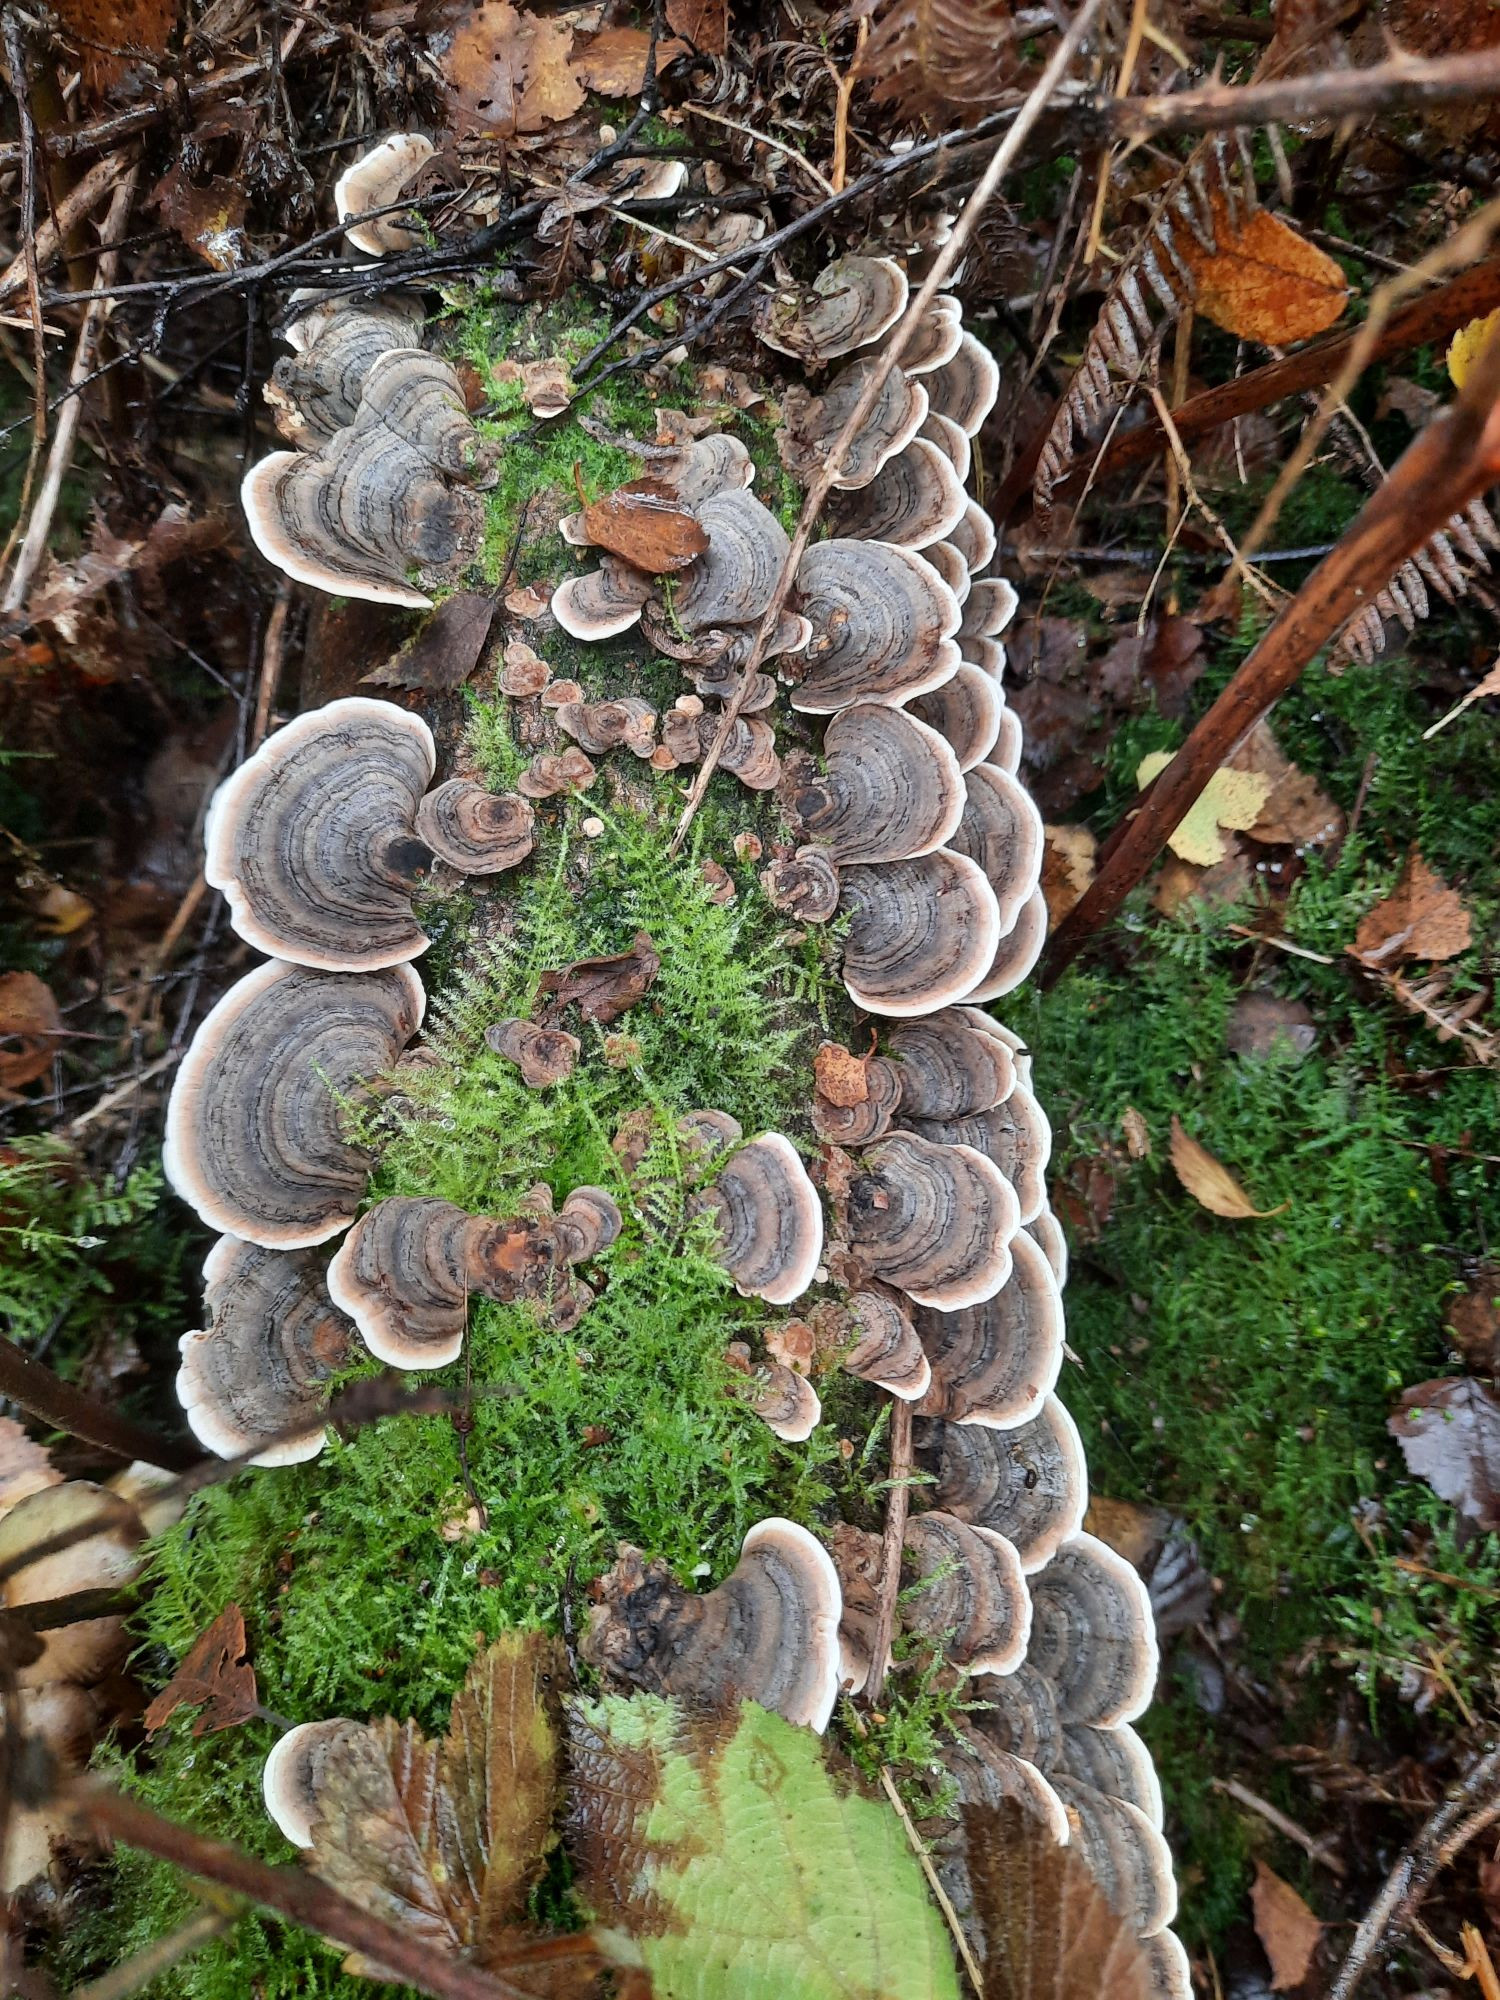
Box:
550 558 654 640
841 1288 931 1399
909 666 1005 773
948 763 1046 939
886 1008 1017 1122
755 254 908 362
555 697 656 757
901 1511 1031 1675
204 699 533 971
263 1717 362 1847
842 1132 1018 1312
779 355 928 491
969 1662 1065 1768
177 1237 354 1466
1049 1776 1178 1939
839 852 1001 1017
791 539 961 713
794 704 964 865
811 1055 903 1147
921 1393 1090 1572
922 538 971 604
826 437 968 549
922 330 1002 437
964 886 1049 1005
731 1346 822 1443
919 410 973 485
1058 1721 1165 1830
335 133 435 256
761 846 841 923
829 1522 884 1696
948 498 997 576
696 1133 823 1306
485 1017 581 1088
267 300 427 446
582 1518 843 1733
164 960 425 1248
914 1230 1065 1430
1026 1533 1160 1729
903 1076 1053 1228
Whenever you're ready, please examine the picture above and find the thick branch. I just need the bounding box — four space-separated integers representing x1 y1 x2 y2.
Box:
0 1331 197 1471
1042 326 1500 983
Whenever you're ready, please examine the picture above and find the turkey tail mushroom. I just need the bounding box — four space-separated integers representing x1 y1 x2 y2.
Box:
920 1394 1090 1571
915 1231 1065 1429
839 852 1001 1017
1026 1533 1160 1729
695 1133 823 1306
779 355 928 490
790 539 961 713
326 1196 485 1369
335 133 435 257
755 255 909 362
793 704 965 864
841 1289 931 1399
909 666 1005 772
901 1511 1031 1674
842 1132 1018 1312
826 437 968 549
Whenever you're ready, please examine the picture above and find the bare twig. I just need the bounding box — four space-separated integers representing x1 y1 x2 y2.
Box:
668 0 1107 854
249 579 293 751
0 1330 198 1471
1211 1777 1346 1876
0 147 137 307
863 1397 914 1713
1043 318 1500 982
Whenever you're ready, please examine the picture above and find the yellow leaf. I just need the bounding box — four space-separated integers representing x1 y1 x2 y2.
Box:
1137 751 1271 865
1169 1116 1285 1220
1448 310 1500 388
1178 201 1348 344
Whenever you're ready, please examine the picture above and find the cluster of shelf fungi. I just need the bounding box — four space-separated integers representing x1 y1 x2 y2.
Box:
24 142 1190 1990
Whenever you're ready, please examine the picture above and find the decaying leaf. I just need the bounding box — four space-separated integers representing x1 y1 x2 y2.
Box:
0 1418 60 1519
1352 848 1473 967
1389 1377 1500 1531
1137 751 1271 866
1152 849 1254 919
0 973 65 1092
53 0 179 98
1169 1116 1284 1220
1250 1860 1323 1991
149 166 247 273
144 1604 258 1737
1449 310 1500 387
813 1041 871 1109
1120 1107 1151 1159
1446 1271 1500 1374
580 479 708 574
1041 824 1097 926
311 1632 564 1967
364 593 494 692
963 1798 1157 1999
857 0 1020 123
1177 202 1348 344
570 24 689 93
1226 992 1317 1062
537 931 662 1024
667 0 729 54
444 2 585 139
1230 721 1345 850
567 1695 962 2000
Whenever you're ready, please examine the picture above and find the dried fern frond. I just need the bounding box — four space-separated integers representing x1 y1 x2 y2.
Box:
1336 498 1500 663
1032 132 1260 529
856 0 1023 122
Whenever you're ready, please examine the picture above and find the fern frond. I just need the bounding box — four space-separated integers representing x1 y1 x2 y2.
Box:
1335 498 1500 663
857 0 1022 122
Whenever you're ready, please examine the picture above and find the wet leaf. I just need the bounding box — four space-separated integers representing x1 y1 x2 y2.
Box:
567 1695 961 2000
144 1604 258 1737
310 1632 563 1967
1249 1860 1322 1990
444 2 585 139
364 592 495 691
53 0 178 99
1231 721 1345 850
1169 1116 1285 1220
580 479 707 575
814 1041 871 1109
1137 751 1271 866
963 1798 1157 1999
667 0 729 52
1352 848 1473 966
1389 1377 1500 1531
1178 201 1348 344
570 25 689 93
149 166 248 272
1446 1271 1500 1373
537 931 662 1024
1449 310 1500 387
0 973 64 1092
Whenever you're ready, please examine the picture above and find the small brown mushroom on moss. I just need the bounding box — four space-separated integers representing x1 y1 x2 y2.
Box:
518 747 598 799
841 1288 931 1399
485 1017 581 1088
414 780 535 873
727 1342 823 1442
555 697 657 757
695 1133 824 1306
550 560 653 641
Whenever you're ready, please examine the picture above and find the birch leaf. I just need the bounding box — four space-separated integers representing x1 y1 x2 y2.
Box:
1137 752 1271 866
1169 1117 1285 1220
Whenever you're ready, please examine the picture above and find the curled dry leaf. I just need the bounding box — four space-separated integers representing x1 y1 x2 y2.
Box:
1352 848 1473 967
1120 1108 1151 1159
443 1 585 138
581 479 708 575
1169 1116 1285 1220
1250 1859 1323 1992
1138 752 1271 867
537 930 662 1024
813 1041 871 1110
364 593 495 692
143 1604 258 1737
1389 1376 1500 1531
1176 202 1349 344
0 972 65 1092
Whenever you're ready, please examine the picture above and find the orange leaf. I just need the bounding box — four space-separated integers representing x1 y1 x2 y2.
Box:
444 2 585 139
570 24 690 94
1351 847 1473 967
666 0 728 54
1178 201 1348 344
580 479 708 574
814 1041 871 1109
1250 1859 1323 1991
0 972 64 1092
1169 1116 1285 1219
144 1604 258 1737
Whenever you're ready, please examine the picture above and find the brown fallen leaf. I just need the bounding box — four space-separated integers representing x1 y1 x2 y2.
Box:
150 166 248 272
144 1604 258 1737
1041 824 1096 927
444 1 585 139
1250 1859 1323 1991
569 24 689 92
1389 1376 1500 1531
1177 201 1349 344
0 1418 60 1519
1169 1116 1285 1220
1446 1271 1500 1374
1226 991 1317 1062
1153 848 1255 919
1082 1494 1172 1570
667 0 729 53
537 931 662 1025
1352 848 1473 966
54 0 178 98
580 478 708 575
1231 720 1345 850
0 973 65 1092
1120 1107 1151 1159
814 1042 871 1109
364 592 495 692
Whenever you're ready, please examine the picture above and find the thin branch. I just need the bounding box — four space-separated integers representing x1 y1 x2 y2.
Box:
863 1398 913 1712
0 1329 198 1471
68 1907 235 2000
1042 318 1500 983
0 146 137 306
668 0 1107 854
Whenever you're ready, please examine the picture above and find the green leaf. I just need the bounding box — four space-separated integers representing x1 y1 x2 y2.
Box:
568 1694 962 2000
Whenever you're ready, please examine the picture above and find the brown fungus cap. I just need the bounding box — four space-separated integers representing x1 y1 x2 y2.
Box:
919 409 972 485
263 1718 363 1847
326 1195 484 1369
842 1288 930 1399
839 852 1001 1018
1049 1776 1177 1939
204 698 437 972
518 747 597 799
963 886 1048 1006
554 697 657 757
335 133 435 257
1027 1205 1069 1287
582 1519 843 1732
949 763 1046 938
914 1230 1065 1430
736 1350 823 1443
948 498 997 576
791 540 961 714
0 1482 144 1686
165 961 424 1248
676 1107 744 1165
961 576 1020 643
902 1077 1054 1228
968 1662 1065 1767
909 666 1005 773
712 715 782 792
811 1057 903 1147
553 1186 623 1263
1057 1723 1165 1830
550 560 652 640
923 330 1002 437
1026 1533 1159 1729
936 1724 1070 1849
672 489 790 633
697 1133 823 1306
843 1132 1018 1312
794 703 964 866
920 1394 1089 1572
901 1511 1031 1675
655 432 755 506
779 356 928 492
900 294 966 375
413 780 535 875
755 255 909 363
178 1236 354 1467
826 437 968 550
991 707 1024 776
887 1009 1016 1121
761 846 841 924
485 1017 581 1088
829 1521 883 1696
921 538 971 604
355 348 496 485
268 302 429 446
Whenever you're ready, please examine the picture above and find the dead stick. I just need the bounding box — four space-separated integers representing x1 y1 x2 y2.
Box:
249 578 293 752
667 0 1105 855
1042 320 1500 985
68 1781 595 2000
0 146 135 306
1328 1745 1500 2000
0 1332 198 1471
863 1397 913 1711
68 1907 234 2000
